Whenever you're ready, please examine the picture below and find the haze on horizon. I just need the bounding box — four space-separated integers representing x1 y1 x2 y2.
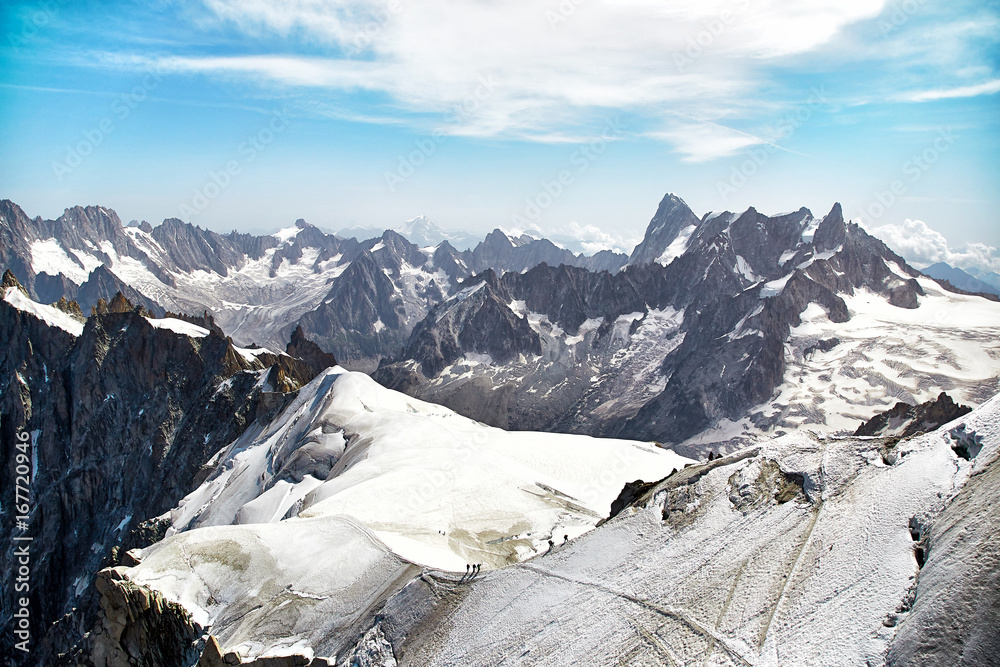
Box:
1 0 998 270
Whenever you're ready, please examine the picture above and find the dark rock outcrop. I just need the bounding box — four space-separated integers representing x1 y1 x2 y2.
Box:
0 274 313 664
855 393 972 438
391 270 541 378
378 198 961 447
286 325 339 375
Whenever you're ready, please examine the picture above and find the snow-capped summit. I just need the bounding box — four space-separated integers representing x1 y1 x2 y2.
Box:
396 215 479 251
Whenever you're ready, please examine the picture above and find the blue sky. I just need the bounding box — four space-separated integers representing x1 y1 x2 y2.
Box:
1 0 998 267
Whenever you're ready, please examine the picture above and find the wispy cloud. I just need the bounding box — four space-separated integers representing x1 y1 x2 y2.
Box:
901 79 1000 103
646 122 773 163
87 0 891 159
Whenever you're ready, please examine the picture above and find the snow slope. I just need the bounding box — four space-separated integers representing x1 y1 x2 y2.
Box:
687 275 1000 453
4 286 85 336
121 368 693 660
396 392 1000 666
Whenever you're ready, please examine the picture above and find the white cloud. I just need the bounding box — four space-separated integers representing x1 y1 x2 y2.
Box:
647 122 771 162
501 220 638 255
901 78 1000 103
553 221 641 255
118 0 887 157
863 218 1000 273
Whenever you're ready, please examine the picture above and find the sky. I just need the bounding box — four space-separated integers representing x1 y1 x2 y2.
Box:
1 0 998 268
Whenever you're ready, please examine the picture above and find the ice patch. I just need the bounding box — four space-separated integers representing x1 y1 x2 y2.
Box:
272 226 303 243
656 224 697 266
30 238 91 284
760 274 793 298
145 317 210 338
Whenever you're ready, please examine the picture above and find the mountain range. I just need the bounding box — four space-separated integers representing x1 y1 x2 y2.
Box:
919 261 1000 297
2 191 999 665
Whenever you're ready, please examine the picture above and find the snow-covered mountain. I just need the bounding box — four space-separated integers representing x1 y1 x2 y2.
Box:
377 195 1000 456
1 201 626 372
90 362 1000 665
91 366 693 663
4 185 1000 664
339 215 479 251
396 215 480 250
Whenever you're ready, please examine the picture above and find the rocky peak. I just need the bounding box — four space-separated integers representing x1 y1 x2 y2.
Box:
53 205 124 241
396 276 541 378
812 202 846 252
108 292 136 314
854 392 972 438
53 296 85 318
2 267 25 292
92 292 140 316
374 229 429 271
627 192 702 267
75 265 165 317
151 218 243 276
287 325 339 374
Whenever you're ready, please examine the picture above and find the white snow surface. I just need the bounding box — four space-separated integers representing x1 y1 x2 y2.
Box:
144 316 210 338
127 368 693 659
400 392 1000 666
656 224 697 266
691 276 1000 453
4 286 85 336
168 367 691 571
30 238 93 284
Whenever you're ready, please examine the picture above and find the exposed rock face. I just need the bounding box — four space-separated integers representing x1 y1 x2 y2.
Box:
855 392 972 438
90 567 203 667
286 325 339 376
0 276 324 664
3 199 627 372
74 266 165 317
626 192 703 267
296 250 409 371
150 218 260 276
399 270 541 378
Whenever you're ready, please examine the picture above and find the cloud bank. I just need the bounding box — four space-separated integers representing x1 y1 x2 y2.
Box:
864 218 1000 273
